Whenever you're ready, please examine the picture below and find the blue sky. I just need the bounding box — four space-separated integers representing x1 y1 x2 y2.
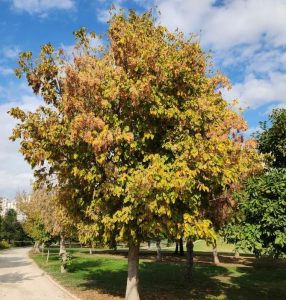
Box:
0 0 286 199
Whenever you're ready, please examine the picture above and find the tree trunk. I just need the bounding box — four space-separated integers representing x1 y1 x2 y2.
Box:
186 239 194 280
174 241 179 255
125 243 140 300
89 247 93 255
59 234 67 273
34 241 41 253
147 241 151 249
41 242 45 257
46 248 50 262
234 250 240 259
156 240 162 262
213 241 220 264
179 238 184 256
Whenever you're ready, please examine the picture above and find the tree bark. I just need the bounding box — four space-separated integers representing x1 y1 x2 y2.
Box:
174 241 179 255
33 241 41 253
89 247 93 255
41 242 45 257
46 248 50 262
213 241 220 264
185 239 194 280
234 250 240 259
156 240 162 262
59 234 67 273
179 238 184 256
125 243 140 300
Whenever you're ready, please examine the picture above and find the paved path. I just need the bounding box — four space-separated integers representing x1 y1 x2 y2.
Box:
0 247 75 300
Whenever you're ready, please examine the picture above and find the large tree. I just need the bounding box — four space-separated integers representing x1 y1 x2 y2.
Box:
10 11 261 299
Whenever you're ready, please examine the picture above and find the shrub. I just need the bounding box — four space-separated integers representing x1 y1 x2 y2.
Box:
0 240 11 249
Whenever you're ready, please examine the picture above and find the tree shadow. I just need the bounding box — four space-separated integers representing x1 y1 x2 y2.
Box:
0 256 32 268
75 256 286 299
223 260 286 300
77 259 234 299
68 259 103 273
0 272 43 283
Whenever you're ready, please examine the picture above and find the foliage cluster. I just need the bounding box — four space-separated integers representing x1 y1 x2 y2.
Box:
0 240 10 249
0 209 27 244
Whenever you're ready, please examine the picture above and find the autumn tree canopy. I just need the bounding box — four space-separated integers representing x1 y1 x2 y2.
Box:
10 10 262 299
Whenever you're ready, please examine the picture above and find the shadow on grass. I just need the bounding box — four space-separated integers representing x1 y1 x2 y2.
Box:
76 258 286 300
77 260 235 299
34 250 286 300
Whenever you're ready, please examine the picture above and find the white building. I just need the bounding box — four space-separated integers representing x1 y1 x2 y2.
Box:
0 197 24 221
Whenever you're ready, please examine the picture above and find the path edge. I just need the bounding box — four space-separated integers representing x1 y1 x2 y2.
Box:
27 248 81 300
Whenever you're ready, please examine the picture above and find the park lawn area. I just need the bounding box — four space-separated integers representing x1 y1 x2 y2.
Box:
31 245 286 300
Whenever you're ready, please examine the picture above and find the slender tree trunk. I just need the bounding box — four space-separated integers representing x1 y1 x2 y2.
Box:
89 247 93 255
34 241 41 253
185 239 194 280
59 234 67 273
156 240 162 262
46 248 50 262
174 241 179 255
41 242 45 257
179 238 184 256
213 241 220 264
147 241 151 249
125 243 140 300
234 250 240 259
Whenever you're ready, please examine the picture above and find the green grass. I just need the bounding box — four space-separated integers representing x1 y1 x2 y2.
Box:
31 245 286 300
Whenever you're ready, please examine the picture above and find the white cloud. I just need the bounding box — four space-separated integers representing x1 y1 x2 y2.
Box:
223 72 286 109
156 0 286 110
0 171 33 199
0 83 42 199
156 0 286 50
2 46 21 59
97 8 112 23
265 103 286 115
11 0 75 15
0 66 14 76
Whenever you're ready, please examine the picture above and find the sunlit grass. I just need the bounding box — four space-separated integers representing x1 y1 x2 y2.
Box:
31 244 286 300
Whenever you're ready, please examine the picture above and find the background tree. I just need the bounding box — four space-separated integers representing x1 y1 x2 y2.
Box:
255 108 286 168
17 193 51 253
17 189 75 272
224 169 286 257
10 10 262 299
0 215 2 238
1 209 26 244
223 108 286 257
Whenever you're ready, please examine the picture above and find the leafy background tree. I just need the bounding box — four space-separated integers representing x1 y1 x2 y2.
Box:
17 189 75 272
0 209 27 244
223 108 286 258
255 108 286 168
224 169 286 257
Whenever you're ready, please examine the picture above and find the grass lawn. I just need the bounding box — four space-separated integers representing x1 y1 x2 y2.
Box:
31 243 286 300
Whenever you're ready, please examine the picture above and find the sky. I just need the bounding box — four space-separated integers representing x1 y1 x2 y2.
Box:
0 0 286 199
